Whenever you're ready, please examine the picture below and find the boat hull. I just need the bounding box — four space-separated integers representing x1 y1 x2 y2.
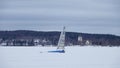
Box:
48 50 65 53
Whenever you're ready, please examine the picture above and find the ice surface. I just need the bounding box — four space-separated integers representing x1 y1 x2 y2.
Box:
0 46 120 68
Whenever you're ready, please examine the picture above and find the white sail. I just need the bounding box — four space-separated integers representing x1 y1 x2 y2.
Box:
57 26 65 50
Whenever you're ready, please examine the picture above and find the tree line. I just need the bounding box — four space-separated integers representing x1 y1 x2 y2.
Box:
0 30 120 46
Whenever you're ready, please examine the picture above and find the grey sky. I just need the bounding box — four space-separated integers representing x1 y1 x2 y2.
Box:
0 0 120 35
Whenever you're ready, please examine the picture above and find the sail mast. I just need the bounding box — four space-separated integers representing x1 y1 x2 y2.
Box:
57 26 65 50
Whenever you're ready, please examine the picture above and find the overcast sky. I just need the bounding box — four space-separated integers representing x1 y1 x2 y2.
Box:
0 0 120 35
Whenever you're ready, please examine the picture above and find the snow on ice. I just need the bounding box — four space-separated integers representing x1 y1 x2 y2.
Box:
0 46 120 68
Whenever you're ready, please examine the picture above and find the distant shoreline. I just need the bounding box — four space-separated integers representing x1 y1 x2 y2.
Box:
0 30 120 46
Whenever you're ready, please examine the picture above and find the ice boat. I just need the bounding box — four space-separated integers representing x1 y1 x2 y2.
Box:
48 26 66 53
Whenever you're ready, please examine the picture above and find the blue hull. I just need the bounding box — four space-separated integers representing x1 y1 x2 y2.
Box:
48 50 65 53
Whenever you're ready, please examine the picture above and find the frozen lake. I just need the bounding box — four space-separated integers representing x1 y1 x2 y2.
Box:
0 46 120 68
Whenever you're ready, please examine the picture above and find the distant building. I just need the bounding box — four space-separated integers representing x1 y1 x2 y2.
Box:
41 39 52 46
78 36 83 45
34 39 40 46
1 42 7 46
6 40 14 46
78 36 82 42
85 40 91 45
